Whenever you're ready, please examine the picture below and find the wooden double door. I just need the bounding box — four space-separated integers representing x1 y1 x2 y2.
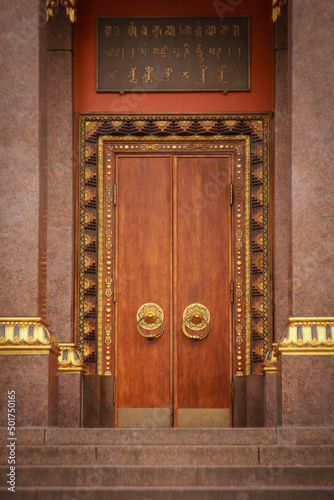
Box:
114 148 232 427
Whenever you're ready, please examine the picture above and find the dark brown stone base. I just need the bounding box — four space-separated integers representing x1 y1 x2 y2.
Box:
233 375 265 427
82 375 114 427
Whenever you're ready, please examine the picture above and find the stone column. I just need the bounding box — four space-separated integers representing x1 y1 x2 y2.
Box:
274 0 334 426
0 0 47 317
288 0 334 315
0 1 57 426
47 7 74 344
275 318 334 426
273 3 289 342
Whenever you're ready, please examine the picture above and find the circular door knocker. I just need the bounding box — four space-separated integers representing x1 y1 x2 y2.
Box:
182 303 210 340
136 303 164 340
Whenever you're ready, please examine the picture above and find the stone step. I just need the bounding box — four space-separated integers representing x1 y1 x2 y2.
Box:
1 427 333 446
0 486 334 500
1 465 333 487
1 444 334 466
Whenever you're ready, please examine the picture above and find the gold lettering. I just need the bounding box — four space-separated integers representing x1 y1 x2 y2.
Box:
233 25 240 37
220 25 229 36
152 25 162 39
195 22 202 37
196 64 208 85
141 25 149 37
179 70 190 79
184 43 191 59
128 67 138 84
165 25 176 37
209 47 221 59
105 26 120 38
153 45 168 58
196 44 204 62
217 64 229 84
127 21 137 37
138 42 148 57
143 66 154 84
173 47 181 59
180 24 192 36
104 48 122 57
160 68 173 82
205 25 216 36
108 70 117 83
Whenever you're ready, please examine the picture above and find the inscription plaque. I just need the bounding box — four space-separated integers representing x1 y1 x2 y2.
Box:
97 17 250 93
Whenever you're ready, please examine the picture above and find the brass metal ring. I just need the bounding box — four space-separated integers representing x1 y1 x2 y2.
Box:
136 303 164 340
137 315 164 340
182 303 210 340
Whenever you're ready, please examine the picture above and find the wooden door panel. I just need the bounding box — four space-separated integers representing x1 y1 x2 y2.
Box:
116 155 172 413
175 155 231 414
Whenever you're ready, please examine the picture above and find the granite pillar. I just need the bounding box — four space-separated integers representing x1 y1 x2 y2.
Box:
263 372 278 427
288 0 334 316
273 3 290 342
276 318 334 426
261 347 278 427
0 0 48 317
0 320 59 427
47 8 74 343
277 353 334 426
58 373 82 427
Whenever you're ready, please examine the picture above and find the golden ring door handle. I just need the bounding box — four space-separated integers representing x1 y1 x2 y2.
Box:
182 303 210 340
136 303 164 340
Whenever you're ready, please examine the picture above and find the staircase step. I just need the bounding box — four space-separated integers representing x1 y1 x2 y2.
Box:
0 486 333 500
44 427 277 446
2 465 332 487
1 427 333 446
1 443 333 466
259 445 334 465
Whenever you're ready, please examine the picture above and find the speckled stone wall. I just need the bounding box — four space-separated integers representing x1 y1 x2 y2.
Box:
0 354 58 427
264 372 278 427
58 374 81 427
277 353 334 426
0 0 48 317
47 9 74 343
289 0 334 316
273 4 290 342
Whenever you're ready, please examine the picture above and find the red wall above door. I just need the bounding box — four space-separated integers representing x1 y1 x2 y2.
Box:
74 0 274 113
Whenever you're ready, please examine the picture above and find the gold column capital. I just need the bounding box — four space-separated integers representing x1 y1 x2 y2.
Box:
0 317 60 356
274 317 334 356
261 343 277 373
58 343 88 374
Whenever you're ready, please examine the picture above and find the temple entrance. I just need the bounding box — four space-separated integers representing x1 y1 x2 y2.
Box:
112 143 233 427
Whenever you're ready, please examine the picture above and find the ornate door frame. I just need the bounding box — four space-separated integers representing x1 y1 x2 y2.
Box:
77 114 271 377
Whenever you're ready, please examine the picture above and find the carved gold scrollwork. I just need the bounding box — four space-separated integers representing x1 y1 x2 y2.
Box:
272 0 287 22
46 0 77 23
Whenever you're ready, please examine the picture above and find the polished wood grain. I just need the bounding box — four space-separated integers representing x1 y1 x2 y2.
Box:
116 155 172 411
115 150 232 426
175 155 232 411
